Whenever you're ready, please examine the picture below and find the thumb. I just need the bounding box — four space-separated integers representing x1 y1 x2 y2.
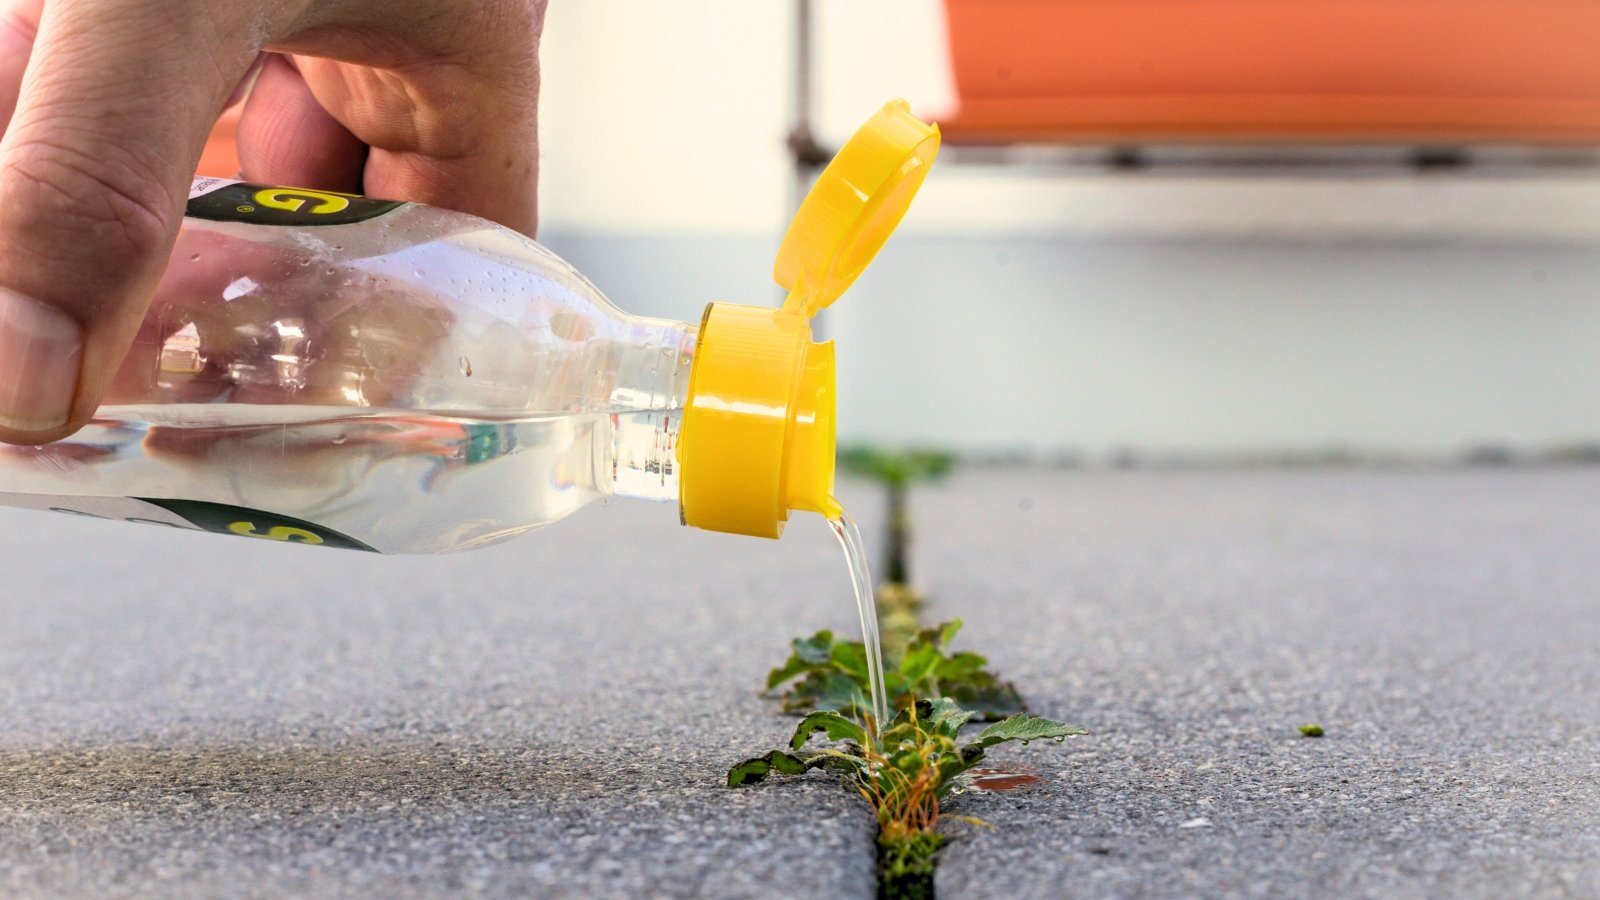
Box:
0 1 264 443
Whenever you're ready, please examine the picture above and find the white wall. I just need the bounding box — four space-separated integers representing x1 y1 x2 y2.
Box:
538 0 952 235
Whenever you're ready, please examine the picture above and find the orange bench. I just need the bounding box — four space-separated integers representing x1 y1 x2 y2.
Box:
941 0 1600 144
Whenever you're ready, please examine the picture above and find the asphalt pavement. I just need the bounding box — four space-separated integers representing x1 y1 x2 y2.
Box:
3 469 1598 899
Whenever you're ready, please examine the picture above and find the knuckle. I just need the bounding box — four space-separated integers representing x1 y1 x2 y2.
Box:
2 138 178 267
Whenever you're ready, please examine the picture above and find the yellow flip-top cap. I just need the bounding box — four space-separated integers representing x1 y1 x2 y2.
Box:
777 100 942 316
678 101 941 538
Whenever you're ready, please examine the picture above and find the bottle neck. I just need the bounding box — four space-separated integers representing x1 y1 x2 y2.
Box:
599 316 695 410
607 318 696 503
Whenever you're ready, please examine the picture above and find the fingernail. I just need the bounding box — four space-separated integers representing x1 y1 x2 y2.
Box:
0 289 82 433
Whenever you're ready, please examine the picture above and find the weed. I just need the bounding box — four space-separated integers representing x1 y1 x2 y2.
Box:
874 582 924 657
876 829 944 900
1299 723 1325 737
766 619 1026 722
729 698 1085 897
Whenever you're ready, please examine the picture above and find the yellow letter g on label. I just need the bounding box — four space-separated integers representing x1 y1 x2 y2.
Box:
228 521 326 544
253 188 354 215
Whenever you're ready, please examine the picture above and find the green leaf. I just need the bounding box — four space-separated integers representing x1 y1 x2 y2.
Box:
830 640 869 680
935 651 988 680
727 747 867 787
765 631 838 691
765 654 819 691
767 621 1028 723
897 642 941 683
944 672 1028 721
793 630 836 664
922 697 975 739
790 710 868 750
837 445 956 489
806 748 869 773
815 673 871 714
963 714 1087 760
877 831 946 900
727 751 814 787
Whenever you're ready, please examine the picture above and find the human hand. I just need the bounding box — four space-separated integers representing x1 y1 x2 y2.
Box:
0 0 545 444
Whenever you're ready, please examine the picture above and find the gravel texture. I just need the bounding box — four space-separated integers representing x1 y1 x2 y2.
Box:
4 469 1600 899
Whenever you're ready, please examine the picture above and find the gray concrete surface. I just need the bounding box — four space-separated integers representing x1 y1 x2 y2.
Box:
0 492 873 899
3 469 1599 899
920 470 1600 899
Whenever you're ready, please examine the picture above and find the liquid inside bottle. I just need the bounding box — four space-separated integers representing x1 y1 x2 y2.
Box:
0 189 697 553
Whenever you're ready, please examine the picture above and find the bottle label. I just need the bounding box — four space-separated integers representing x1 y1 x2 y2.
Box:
185 177 405 227
1 493 378 552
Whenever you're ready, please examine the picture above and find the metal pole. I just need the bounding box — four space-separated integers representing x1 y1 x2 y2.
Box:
789 0 831 328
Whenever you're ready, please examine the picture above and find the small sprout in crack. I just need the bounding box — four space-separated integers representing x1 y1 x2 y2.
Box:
1299 723 1325 737
765 619 1027 722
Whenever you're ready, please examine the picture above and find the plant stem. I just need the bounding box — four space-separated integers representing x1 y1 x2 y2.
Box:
886 480 910 585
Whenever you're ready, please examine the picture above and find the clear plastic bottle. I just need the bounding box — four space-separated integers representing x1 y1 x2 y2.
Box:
0 101 941 553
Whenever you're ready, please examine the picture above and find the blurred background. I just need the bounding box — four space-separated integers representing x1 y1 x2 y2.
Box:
539 0 1600 465
197 0 1600 465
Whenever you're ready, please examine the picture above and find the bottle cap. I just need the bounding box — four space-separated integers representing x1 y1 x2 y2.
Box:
678 101 940 538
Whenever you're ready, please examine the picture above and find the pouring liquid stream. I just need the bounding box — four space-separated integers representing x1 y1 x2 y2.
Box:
828 510 890 747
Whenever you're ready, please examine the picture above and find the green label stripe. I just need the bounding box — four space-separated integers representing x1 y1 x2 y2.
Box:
135 498 378 552
186 182 405 227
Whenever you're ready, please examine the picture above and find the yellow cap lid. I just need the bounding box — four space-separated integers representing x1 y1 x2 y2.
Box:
678 101 941 538
776 100 942 316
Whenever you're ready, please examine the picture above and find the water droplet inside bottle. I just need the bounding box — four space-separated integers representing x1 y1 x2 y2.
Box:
459 356 473 377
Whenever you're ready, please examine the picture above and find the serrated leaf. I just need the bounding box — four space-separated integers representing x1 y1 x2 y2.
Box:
727 747 867 787
923 697 976 739
964 714 1087 758
790 710 868 750
766 620 1029 722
